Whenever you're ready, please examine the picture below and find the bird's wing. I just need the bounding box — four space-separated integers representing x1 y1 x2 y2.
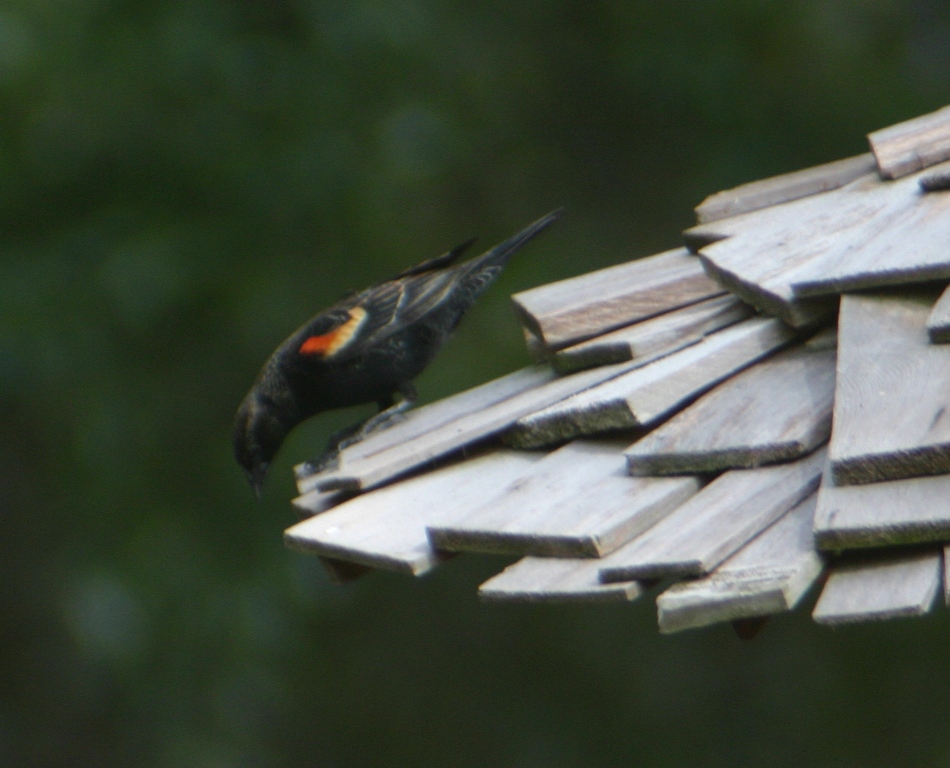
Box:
390 237 478 279
295 268 460 362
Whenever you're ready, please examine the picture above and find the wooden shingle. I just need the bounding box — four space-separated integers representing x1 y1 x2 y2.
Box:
598 448 824 582
625 339 835 475
689 171 891 327
829 290 950 485
285 450 541 575
506 317 795 449
868 104 950 179
427 440 700 557
792 165 950 297
552 294 752 374
813 466 950 550
812 551 942 625
694 153 876 224
511 248 724 350
478 557 642 604
656 494 824 633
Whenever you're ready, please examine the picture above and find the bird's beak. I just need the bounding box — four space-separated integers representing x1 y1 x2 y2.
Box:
244 464 268 501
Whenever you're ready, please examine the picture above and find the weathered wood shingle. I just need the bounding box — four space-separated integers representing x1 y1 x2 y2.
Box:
625 338 835 475
511 248 724 350
506 317 795 448
812 551 942 625
427 440 700 557
829 290 950 485
656 494 824 634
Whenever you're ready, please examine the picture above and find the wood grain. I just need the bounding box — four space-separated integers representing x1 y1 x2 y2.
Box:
812 550 942 625
656 494 824 633
511 248 724 350
926 283 950 343
694 153 876 224
814 463 950 550
478 557 642 603
868 104 950 179
687 171 886 327
552 295 753 374
284 450 541 575
829 291 950 485
506 317 796 450
625 340 835 475
598 448 825 582
427 440 701 557
791 165 950 297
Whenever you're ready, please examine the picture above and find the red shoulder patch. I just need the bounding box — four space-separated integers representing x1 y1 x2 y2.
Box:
298 307 368 357
299 333 337 355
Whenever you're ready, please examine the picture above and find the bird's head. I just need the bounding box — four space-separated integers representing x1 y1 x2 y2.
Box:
233 390 291 499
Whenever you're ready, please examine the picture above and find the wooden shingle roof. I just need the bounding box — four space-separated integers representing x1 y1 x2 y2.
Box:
285 104 950 634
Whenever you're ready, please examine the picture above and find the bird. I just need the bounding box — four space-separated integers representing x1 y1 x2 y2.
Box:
233 209 562 498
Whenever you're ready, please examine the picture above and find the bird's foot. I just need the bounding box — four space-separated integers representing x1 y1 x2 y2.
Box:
298 387 417 477
336 407 408 451
296 448 342 479
336 386 417 451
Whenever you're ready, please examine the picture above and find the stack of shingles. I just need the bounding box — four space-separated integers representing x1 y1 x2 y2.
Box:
285 104 950 635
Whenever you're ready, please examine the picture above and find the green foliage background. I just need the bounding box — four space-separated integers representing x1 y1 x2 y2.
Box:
2 1 950 765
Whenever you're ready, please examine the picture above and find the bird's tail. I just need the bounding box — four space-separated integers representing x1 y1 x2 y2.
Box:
459 208 563 298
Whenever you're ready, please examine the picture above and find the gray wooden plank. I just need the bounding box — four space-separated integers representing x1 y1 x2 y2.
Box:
868 104 950 180
599 447 825 582
284 449 542 575
625 339 835 475
792 164 950 297
656 494 824 633
812 550 942 626
686 171 890 327
291 489 349 519
829 291 950 485
428 440 701 557
305 353 649 493
813 464 950 550
552 294 753 374
506 317 796 450
511 248 724 350
294 364 553 490
926 283 950 343
478 557 642 603
694 153 876 224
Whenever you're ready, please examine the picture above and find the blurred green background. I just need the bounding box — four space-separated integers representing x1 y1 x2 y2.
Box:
2 1 950 766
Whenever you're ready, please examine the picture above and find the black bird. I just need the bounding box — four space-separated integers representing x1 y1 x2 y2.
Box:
233 209 562 497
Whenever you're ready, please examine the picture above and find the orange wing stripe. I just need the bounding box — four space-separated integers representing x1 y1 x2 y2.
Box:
299 307 368 357
299 333 337 354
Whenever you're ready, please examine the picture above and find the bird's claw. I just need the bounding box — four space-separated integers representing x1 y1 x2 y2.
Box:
297 448 342 479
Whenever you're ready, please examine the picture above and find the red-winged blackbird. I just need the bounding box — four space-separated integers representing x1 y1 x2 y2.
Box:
233 209 562 497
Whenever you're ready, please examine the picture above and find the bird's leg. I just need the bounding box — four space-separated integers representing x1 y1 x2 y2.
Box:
337 383 417 450
298 385 417 477
299 426 353 476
